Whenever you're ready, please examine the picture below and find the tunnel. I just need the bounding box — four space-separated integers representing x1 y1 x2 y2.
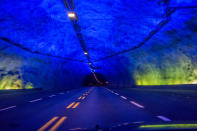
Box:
0 0 197 130
83 72 107 87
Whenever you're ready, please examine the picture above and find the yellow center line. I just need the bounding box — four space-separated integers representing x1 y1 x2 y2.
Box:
66 102 75 109
38 117 58 131
80 97 85 100
72 102 80 108
78 96 82 100
49 117 67 131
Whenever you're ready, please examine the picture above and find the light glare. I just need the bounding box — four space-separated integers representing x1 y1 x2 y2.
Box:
68 12 76 18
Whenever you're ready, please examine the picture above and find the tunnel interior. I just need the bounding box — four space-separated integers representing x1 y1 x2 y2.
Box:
0 0 197 90
83 72 107 87
1 1 197 131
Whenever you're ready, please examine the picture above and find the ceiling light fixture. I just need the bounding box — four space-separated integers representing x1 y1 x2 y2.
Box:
68 12 76 19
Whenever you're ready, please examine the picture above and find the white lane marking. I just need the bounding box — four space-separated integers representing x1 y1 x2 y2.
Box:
120 96 127 100
48 95 56 98
123 122 129 125
114 93 119 95
130 101 144 109
109 90 113 93
0 105 16 112
107 89 114 93
157 115 171 121
29 98 42 103
132 121 144 124
69 128 87 130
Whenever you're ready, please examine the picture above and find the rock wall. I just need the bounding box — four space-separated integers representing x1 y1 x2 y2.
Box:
0 44 89 90
0 0 197 89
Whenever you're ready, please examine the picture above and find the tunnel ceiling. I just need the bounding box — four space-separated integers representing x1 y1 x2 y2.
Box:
0 0 197 89
1 0 196 61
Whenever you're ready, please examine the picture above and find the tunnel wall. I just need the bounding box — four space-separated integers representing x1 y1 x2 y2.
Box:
0 43 90 90
0 0 197 89
130 10 197 86
95 9 197 87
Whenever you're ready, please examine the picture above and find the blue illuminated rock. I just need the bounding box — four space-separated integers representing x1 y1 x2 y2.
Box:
0 0 196 89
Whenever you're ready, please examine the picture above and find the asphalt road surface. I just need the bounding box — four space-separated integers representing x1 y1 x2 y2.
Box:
0 87 197 131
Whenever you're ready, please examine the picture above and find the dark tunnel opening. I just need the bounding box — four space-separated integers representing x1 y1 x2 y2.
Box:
83 72 108 87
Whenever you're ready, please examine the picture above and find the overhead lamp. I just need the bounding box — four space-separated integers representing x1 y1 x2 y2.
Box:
67 12 77 19
84 52 88 55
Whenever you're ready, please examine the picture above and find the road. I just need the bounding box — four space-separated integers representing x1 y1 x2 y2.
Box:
0 87 197 131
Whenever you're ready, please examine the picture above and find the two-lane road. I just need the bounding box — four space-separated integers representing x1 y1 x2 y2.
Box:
0 87 197 130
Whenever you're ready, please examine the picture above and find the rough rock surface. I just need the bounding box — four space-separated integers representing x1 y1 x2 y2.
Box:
0 0 197 89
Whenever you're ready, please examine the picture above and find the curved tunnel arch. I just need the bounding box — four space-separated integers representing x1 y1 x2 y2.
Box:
83 72 108 87
0 0 197 90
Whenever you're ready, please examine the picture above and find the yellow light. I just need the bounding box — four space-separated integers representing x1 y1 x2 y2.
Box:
140 124 197 129
84 52 88 55
68 12 76 18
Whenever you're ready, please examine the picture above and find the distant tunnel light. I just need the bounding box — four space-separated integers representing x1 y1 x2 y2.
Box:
68 12 76 18
84 52 88 55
